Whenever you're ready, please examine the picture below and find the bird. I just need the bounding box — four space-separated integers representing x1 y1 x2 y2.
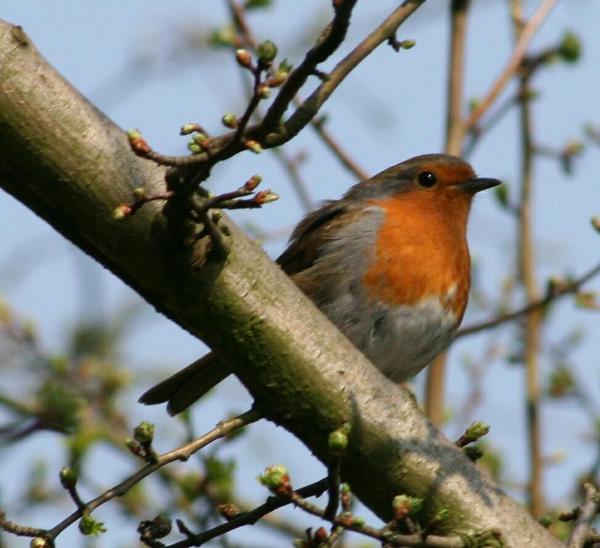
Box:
139 153 500 415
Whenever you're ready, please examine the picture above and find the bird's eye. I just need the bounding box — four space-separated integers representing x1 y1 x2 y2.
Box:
418 171 437 188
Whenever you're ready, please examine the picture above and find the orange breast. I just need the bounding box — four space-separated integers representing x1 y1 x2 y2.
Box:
363 193 471 321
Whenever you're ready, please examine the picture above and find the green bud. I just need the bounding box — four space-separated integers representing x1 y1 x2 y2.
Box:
392 494 423 519
222 113 238 128
30 538 51 548
457 421 490 447
267 72 287 87
259 464 289 490
125 437 143 456
209 26 237 48
400 39 416 49
79 514 107 536
180 123 199 135
465 421 490 441
278 58 293 74
548 366 575 398
328 430 348 454
328 423 351 456
538 514 554 528
133 421 155 445
59 466 77 489
192 133 207 144
434 507 451 523
126 129 142 140
558 31 581 63
188 142 202 154
126 129 150 155
257 40 278 64
132 186 146 200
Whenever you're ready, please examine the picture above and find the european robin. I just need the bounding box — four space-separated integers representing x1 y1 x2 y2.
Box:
140 153 500 414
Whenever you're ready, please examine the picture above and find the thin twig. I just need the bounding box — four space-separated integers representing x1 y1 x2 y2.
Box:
462 0 557 134
324 458 342 521
463 94 519 158
567 483 600 548
226 0 316 213
0 513 50 540
511 3 544 516
309 115 369 180
261 0 359 131
274 1 425 146
131 1 425 181
165 479 328 548
64 483 85 512
288 491 463 547
0 409 261 544
271 148 314 212
228 0 367 190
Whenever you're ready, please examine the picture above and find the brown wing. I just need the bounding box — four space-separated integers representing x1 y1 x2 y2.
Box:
276 200 353 276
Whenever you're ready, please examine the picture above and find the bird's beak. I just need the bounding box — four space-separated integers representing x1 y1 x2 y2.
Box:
455 177 501 193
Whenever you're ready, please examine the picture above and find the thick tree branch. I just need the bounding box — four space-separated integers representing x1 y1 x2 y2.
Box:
0 19 559 546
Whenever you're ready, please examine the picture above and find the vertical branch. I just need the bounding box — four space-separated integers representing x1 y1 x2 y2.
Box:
512 2 544 518
510 0 525 36
445 0 471 157
424 354 447 425
425 0 471 425
518 70 544 518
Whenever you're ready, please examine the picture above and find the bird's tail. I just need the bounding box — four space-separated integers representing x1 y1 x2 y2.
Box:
138 353 230 415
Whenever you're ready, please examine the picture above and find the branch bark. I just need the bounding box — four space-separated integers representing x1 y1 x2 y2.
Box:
0 19 559 546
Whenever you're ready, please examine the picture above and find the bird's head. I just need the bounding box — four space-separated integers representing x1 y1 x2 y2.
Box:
345 154 501 208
